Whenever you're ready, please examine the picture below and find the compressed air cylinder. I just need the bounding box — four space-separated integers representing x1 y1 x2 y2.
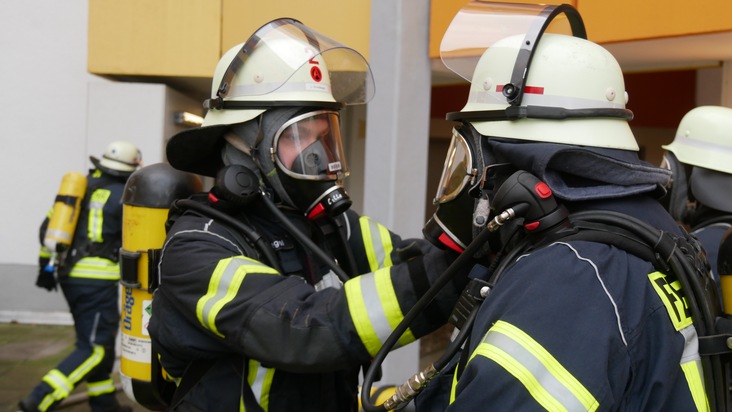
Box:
43 171 87 253
120 163 201 410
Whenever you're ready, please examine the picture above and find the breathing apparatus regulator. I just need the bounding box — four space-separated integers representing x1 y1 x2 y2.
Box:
43 171 88 272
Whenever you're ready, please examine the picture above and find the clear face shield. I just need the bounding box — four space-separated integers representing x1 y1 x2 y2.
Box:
204 18 375 111
274 110 348 181
434 128 477 205
440 2 585 108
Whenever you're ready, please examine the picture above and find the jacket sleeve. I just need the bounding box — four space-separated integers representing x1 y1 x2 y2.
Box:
156 211 464 374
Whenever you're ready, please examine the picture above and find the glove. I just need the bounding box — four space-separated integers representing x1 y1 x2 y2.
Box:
36 258 57 292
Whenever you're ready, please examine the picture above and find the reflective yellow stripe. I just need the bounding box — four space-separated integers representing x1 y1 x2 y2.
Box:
458 321 598 411
88 188 111 242
40 369 72 410
359 217 394 271
681 360 710 411
344 269 415 356
196 257 278 338
68 257 120 280
40 246 51 258
86 378 116 396
648 271 692 330
247 359 275 411
68 345 105 384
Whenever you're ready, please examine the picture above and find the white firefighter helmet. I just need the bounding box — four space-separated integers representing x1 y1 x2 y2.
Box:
92 140 142 174
663 105 732 174
440 2 637 151
166 18 374 177
455 33 637 150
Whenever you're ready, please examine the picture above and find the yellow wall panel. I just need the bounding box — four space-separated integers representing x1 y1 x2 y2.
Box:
221 0 371 59
88 0 222 77
578 0 732 43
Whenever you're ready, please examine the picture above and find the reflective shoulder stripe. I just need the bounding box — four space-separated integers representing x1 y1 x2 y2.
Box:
88 188 112 243
359 216 394 271
455 320 598 411
247 359 275 411
196 256 279 338
344 268 415 357
649 271 709 411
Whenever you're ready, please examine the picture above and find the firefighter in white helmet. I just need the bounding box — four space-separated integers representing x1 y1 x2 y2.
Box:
21 141 141 412
415 2 710 411
148 18 464 411
661 106 732 286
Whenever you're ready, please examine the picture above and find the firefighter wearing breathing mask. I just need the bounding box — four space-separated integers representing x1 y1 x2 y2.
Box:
661 106 732 294
148 18 466 412
416 3 709 411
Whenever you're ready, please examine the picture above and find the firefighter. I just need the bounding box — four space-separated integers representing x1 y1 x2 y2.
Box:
148 19 464 411
21 141 141 412
416 3 708 411
661 105 732 290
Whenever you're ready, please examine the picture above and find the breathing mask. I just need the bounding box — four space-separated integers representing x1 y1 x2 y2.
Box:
272 110 351 219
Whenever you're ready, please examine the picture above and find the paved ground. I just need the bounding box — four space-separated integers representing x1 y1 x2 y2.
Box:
0 323 145 412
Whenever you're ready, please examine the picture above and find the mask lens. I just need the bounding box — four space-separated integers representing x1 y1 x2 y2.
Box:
275 111 348 181
434 128 473 204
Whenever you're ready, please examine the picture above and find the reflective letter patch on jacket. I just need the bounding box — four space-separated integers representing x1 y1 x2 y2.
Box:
455 320 599 411
196 257 279 338
344 268 415 356
648 271 709 411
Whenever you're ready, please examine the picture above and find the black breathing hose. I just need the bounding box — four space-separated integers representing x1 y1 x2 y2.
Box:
258 190 351 283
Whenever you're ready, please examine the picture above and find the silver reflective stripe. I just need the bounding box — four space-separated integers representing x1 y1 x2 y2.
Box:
359 272 392 345
314 271 343 291
199 259 250 330
365 218 387 267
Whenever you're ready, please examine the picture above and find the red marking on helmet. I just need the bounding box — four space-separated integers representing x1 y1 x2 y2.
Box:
496 85 544 94
310 66 322 82
525 221 540 231
307 202 326 220
439 233 465 253
535 182 552 199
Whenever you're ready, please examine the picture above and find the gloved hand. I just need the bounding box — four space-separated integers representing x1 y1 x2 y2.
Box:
36 257 57 291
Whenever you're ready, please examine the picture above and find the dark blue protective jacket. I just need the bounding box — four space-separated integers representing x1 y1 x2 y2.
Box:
446 196 709 411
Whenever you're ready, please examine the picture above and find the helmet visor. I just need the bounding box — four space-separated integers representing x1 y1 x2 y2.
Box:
218 18 374 105
274 111 349 181
440 2 585 83
434 128 474 204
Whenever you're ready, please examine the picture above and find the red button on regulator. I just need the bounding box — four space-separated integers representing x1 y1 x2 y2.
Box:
535 182 552 199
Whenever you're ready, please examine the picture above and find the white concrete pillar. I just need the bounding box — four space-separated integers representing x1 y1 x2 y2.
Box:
364 0 432 385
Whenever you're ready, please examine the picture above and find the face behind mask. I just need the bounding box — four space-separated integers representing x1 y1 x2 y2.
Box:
273 110 352 219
